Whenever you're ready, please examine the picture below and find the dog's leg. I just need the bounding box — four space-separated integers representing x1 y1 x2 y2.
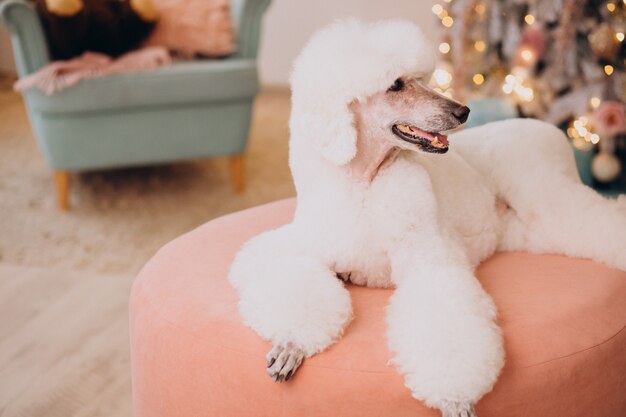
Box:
499 172 626 272
229 224 353 382
455 119 626 271
387 230 504 417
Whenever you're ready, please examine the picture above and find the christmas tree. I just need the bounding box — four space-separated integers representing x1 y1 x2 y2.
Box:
431 0 626 188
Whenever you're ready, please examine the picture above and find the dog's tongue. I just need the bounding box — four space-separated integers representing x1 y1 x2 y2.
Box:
408 125 448 146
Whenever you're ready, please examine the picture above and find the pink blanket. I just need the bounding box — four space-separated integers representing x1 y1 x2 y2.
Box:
14 46 172 95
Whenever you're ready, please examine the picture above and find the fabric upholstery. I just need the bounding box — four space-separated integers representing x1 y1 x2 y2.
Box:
0 0 50 76
29 101 253 170
130 198 626 417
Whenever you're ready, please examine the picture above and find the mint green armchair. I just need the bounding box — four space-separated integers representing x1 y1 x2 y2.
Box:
0 0 271 209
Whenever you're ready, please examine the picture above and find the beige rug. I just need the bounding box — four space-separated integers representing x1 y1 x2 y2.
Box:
0 80 295 275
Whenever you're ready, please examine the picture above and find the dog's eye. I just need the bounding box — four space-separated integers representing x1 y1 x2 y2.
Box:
388 78 405 92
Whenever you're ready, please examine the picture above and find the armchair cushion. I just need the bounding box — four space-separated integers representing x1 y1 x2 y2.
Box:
24 58 259 115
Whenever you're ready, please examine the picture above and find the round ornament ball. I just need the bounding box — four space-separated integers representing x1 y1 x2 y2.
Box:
588 24 620 60
591 152 622 183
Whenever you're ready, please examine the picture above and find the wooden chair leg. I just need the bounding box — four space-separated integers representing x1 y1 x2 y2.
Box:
230 154 245 193
54 170 70 210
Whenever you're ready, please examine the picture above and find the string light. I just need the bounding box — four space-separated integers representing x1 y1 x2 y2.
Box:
616 32 625 42
442 16 454 27
590 97 601 108
520 48 534 62
567 127 577 138
574 125 589 138
435 0 612 118
502 72 534 102
518 87 534 101
433 68 452 88
430 64 454 96
473 73 485 85
568 116 599 149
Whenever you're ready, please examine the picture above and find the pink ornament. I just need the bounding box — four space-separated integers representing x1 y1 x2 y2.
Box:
521 24 547 60
592 101 626 137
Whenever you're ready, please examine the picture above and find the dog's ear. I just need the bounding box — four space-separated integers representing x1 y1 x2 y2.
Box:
296 103 357 166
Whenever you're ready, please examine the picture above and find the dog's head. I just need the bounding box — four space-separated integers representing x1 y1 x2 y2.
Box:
290 20 469 166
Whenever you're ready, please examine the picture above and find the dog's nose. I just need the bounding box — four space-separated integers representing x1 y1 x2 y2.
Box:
452 105 470 123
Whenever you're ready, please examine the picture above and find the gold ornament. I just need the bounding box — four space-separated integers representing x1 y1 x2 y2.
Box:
130 0 158 22
591 152 622 183
45 0 83 16
588 24 620 60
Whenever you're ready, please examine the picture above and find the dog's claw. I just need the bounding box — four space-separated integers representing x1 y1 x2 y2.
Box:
440 401 477 417
266 342 304 383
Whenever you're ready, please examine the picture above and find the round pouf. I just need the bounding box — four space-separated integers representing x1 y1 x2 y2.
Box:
130 199 626 417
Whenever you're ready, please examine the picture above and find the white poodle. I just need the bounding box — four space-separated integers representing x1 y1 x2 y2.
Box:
229 20 626 417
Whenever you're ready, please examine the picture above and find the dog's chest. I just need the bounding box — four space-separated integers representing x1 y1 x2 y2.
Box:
333 231 394 288
332 152 501 281
418 151 502 264
331 166 428 288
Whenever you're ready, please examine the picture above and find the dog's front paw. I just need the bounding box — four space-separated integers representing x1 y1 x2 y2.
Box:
440 401 477 417
266 342 304 382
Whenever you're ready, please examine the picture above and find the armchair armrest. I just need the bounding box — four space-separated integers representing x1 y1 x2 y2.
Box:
0 0 49 77
230 0 271 60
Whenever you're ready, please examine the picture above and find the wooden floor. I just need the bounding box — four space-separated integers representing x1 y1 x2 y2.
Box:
0 264 133 417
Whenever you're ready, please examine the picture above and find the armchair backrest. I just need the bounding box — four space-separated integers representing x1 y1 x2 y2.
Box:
0 0 50 77
0 0 271 79
230 0 271 60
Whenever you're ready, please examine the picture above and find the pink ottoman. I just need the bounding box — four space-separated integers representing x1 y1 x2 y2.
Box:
130 199 626 417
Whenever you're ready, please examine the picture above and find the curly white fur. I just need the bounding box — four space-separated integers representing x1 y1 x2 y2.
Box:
229 19 626 416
